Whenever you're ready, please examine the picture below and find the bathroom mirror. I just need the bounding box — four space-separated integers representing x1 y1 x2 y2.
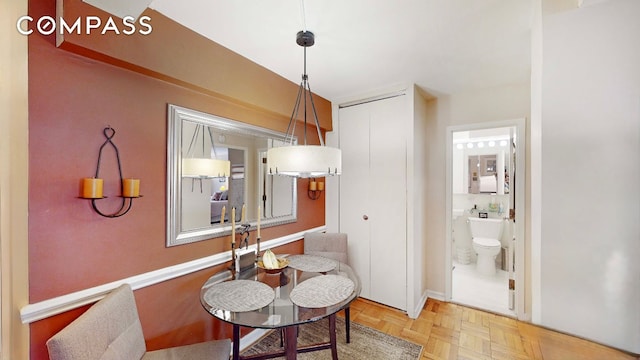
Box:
167 104 297 246
452 127 513 195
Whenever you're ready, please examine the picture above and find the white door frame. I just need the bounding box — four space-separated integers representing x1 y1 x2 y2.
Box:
444 118 527 320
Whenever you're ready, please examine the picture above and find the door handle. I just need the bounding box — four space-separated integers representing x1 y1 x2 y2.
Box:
363 215 369 220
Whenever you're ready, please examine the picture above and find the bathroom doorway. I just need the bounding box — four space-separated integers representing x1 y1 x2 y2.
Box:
445 119 526 319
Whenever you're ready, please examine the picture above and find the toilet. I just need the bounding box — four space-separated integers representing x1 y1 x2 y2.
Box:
468 217 503 276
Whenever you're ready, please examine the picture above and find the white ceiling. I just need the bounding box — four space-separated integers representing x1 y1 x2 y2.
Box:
94 0 535 102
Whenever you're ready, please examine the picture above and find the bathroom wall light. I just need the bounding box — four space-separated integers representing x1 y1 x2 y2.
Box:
307 178 324 200
455 138 510 150
79 126 141 218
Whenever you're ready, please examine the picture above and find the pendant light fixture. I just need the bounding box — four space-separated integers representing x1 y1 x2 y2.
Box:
266 30 342 178
182 124 230 179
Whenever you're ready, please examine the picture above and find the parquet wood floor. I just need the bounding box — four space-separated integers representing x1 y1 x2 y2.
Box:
345 298 639 360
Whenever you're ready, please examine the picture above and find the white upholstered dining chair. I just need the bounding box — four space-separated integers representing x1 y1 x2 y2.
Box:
46 283 231 360
303 232 353 343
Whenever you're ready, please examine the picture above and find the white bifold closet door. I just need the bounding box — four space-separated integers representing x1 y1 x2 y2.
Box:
339 95 407 311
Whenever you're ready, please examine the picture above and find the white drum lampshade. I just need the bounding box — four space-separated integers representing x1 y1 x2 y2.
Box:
267 145 341 178
182 158 230 178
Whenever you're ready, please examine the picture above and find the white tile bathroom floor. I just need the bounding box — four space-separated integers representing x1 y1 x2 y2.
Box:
452 259 515 317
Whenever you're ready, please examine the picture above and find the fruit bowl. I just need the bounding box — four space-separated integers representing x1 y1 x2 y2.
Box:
257 258 289 274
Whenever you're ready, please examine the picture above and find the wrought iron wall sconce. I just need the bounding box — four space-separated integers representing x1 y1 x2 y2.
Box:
308 178 324 200
79 127 142 218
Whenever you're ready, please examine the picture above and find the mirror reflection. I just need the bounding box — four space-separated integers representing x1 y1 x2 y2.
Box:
452 127 513 195
167 105 297 247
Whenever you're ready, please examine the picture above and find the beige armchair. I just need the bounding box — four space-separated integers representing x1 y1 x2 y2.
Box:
303 232 353 343
46 284 231 360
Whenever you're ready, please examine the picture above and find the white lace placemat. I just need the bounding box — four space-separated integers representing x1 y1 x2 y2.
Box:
287 255 337 273
290 275 355 308
203 280 275 312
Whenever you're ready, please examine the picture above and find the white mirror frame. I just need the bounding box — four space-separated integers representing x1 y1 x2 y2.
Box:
166 104 297 246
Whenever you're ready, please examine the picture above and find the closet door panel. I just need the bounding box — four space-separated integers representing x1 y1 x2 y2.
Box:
368 96 407 310
338 105 372 299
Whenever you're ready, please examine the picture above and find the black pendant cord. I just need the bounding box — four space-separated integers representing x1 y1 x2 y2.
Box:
305 74 325 146
91 126 133 218
282 30 326 147
303 45 308 145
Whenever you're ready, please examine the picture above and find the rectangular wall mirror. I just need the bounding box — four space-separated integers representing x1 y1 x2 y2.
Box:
167 104 297 246
452 127 513 195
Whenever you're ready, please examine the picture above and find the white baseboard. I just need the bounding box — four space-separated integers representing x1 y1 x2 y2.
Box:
426 290 445 302
20 226 325 324
407 291 429 319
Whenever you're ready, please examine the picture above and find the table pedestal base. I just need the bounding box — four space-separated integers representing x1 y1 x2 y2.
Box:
235 314 339 360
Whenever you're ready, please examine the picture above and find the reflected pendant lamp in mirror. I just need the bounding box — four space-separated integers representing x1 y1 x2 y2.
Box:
182 124 230 178
266 30 341 178
182 158 230 178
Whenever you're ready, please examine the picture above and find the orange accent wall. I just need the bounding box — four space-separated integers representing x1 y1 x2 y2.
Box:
54 0 333 132
28 0 326 358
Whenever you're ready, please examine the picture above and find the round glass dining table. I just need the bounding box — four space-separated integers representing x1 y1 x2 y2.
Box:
200 255 361 360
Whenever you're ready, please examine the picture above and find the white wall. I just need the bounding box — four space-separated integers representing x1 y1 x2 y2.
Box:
1 0 30 357
325 109 340 233
411 86 430 312
540 0 640 353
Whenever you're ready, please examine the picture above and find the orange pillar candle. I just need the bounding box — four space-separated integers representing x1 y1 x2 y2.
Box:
122 178 140 197
82 178 104 198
